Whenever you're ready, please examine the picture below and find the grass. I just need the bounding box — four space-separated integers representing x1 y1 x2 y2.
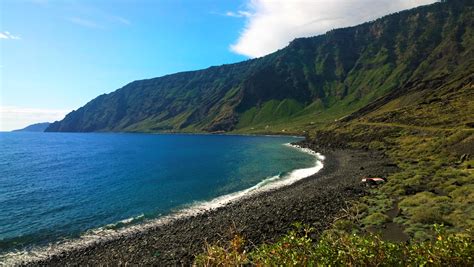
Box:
326 129 473 241
195 224 474 266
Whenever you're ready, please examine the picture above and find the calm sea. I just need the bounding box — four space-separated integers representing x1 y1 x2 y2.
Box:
0 132 318 257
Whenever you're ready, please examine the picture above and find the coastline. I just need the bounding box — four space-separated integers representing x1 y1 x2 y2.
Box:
13 141 398 266
2 140 318 265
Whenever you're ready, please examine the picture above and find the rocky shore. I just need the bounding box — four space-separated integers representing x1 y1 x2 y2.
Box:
22 143 398 266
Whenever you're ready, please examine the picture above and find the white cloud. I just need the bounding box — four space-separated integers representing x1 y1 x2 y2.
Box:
230 0 438 58
67 14 130 29
225 10 252 18
0 31 21 40
65 2 131 29
67 17 104 29
0 106 71 131
109 15 131 25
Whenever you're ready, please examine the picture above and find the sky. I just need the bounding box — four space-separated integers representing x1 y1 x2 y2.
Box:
0 0 437 131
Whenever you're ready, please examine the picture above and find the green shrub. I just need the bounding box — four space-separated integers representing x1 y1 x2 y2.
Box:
194 224 474 266
363 212 391 226
449 184 474 203
333 219 356 232
369 141 386 150
194 234 249 266
250 225 315 266
411 206 448 224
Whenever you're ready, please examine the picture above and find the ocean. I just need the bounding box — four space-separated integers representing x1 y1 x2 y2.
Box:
0 132 323 261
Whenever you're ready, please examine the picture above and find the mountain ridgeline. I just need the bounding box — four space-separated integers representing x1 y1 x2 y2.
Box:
46 1 473 133
13 122 51 132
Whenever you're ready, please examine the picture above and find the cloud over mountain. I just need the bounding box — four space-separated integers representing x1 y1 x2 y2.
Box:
231 0 437 58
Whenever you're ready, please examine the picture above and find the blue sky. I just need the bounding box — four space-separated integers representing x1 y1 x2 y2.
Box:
0 0 436 131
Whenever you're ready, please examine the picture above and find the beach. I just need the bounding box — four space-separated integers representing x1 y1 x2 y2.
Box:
20 143 398 266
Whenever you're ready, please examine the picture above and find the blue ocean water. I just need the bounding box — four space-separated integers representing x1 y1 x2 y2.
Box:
0 132 316 254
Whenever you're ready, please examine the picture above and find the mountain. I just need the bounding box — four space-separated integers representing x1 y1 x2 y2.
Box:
46 0 473 133
13 122 51 132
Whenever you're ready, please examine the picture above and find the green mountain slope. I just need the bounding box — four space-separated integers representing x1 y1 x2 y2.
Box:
46 0 473 133
300 27 474 239
306 67 474 238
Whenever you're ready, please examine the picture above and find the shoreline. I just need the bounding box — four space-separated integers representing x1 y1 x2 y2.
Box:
2 142 320 265
13 144 397 266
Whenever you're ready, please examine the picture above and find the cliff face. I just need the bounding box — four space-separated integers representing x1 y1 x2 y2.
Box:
46 0 473 133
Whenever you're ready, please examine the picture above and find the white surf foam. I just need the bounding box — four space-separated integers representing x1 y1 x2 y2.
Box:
0 144 324 266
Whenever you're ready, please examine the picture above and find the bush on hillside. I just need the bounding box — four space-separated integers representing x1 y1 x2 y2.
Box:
194 224 474 266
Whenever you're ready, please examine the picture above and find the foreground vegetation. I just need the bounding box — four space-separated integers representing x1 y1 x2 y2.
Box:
195 224 473 266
